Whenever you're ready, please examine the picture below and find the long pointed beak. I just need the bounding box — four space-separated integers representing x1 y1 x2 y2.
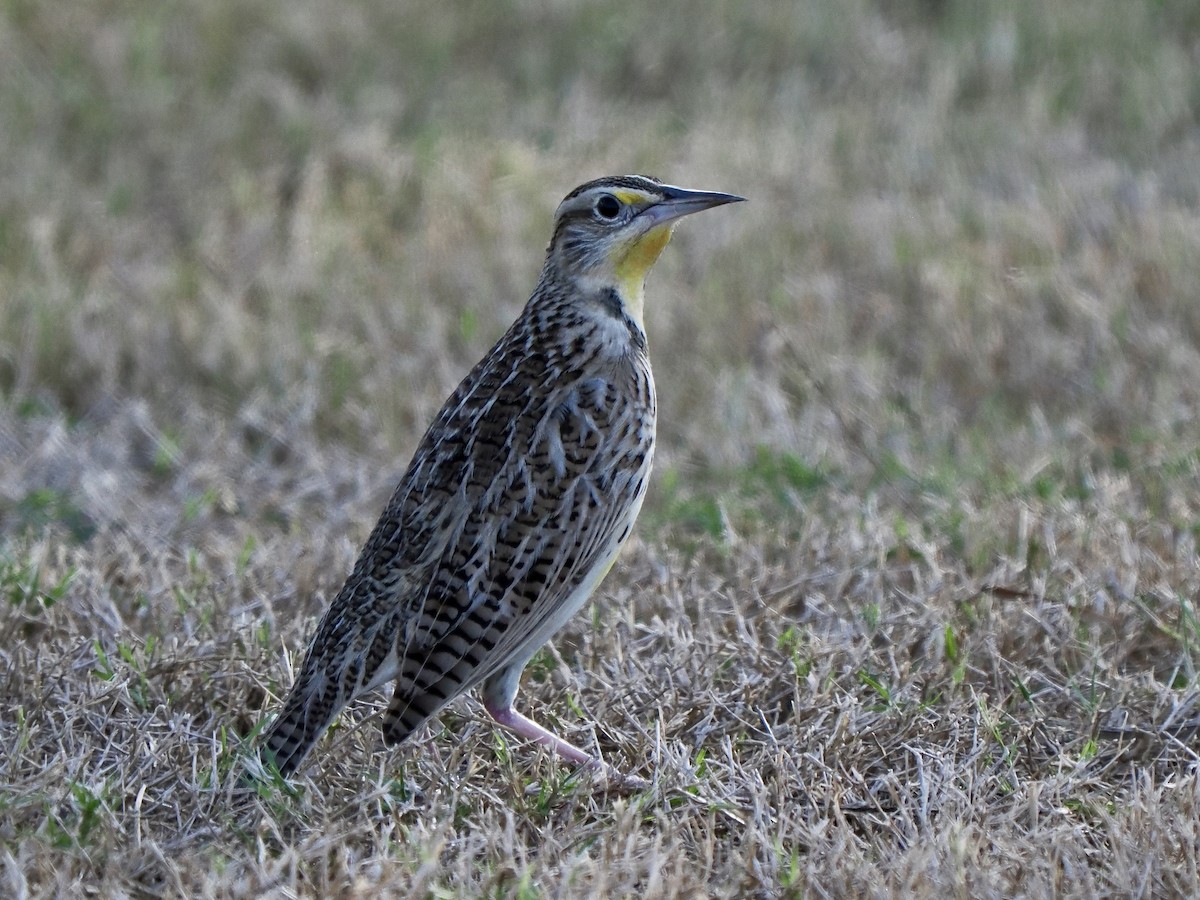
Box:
637 185 745 227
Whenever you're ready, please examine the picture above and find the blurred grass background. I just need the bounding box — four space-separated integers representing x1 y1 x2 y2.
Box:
6 0 1200 495
2 1 1200 494
3 0 1200 894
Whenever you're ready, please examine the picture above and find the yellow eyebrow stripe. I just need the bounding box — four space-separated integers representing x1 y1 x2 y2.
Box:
613 189 648 206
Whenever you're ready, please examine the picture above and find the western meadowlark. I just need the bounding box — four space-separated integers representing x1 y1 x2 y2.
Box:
261 174 742 784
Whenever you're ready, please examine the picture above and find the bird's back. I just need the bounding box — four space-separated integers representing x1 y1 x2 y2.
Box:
262 284 655 775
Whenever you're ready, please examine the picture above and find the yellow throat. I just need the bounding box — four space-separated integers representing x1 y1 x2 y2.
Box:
613 223 674 329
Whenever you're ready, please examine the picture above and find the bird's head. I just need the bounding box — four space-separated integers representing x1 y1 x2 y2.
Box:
544 175 743 324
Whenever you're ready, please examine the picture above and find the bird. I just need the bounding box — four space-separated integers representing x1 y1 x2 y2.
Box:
260 174 742 785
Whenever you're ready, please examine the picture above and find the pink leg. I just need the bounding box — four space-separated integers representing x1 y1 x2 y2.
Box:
485 702 597 767
483 699 648 789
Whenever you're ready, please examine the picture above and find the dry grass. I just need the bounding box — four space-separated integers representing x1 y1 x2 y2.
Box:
3 0 1200 896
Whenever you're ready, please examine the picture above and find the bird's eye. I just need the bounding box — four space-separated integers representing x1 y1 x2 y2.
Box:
594 194 622 220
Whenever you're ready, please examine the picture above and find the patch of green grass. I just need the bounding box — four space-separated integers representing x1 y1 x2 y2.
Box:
9 489 95 543
858 670 898 711
648 449 832 542
1 554 73 611
41 781 111 851
742 446 829 499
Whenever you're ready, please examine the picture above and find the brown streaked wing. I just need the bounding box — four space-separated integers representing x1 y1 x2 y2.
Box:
380 363 653 743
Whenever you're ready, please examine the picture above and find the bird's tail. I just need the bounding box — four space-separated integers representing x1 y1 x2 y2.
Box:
381 682 444 747
259 668 343 777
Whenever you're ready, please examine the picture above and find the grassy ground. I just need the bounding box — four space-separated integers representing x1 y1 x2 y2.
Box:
3 0 1200 895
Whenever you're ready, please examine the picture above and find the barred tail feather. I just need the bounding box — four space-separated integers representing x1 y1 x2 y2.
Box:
260 675 342 777
381 683 447 747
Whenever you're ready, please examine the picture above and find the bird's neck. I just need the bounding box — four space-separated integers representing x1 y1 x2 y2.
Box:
527 263 652 357
609 280 645 332
566 276 648 353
